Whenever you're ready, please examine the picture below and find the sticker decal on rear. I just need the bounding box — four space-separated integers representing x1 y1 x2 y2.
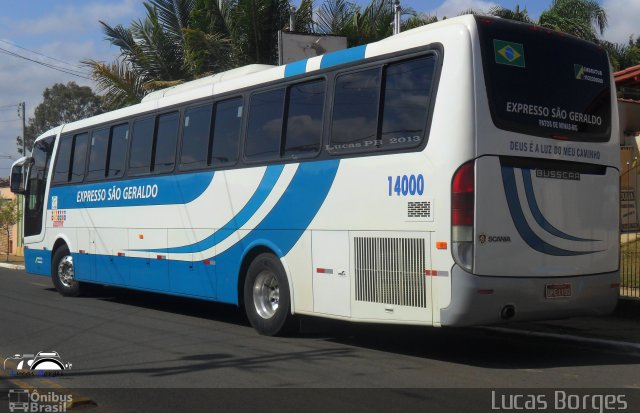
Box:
494 39 525 68
574 64 604 84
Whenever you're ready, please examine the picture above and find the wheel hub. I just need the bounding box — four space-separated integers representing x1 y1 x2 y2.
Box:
57 255 76 288
253 270 279 319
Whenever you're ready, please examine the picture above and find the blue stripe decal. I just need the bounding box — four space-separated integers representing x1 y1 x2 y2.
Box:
501 166 599 256
320 45 366 69
24 249 52 276
521 169 599 242
285 59 308 77
50 171 214 209
139 165 285 254
214 160 340 303
72 253 218 301
58 160 340 306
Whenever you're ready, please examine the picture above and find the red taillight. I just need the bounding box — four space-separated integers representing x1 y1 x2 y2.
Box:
452 161 475 272
452 162 474 226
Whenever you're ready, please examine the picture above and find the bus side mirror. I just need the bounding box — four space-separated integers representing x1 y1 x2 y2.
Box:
10 157 33 195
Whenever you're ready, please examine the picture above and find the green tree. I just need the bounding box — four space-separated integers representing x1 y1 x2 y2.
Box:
488 4 532 23
86 0 312 109
84 0 197 109
538 0 607 42
315 0 423 47
0 198 18 262
17 82 103 154
601 38 640 72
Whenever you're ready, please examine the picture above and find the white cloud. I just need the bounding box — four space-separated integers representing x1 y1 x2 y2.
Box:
0 0 141 167
431 0 499 19
602 0 640 44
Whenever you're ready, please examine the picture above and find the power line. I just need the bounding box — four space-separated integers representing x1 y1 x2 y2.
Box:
0 119 18 123
0 38 83 71
0 104 17 110
0 46 93 80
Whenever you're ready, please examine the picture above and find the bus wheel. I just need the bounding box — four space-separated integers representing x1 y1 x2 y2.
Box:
244 253 296 336
51 246 81 297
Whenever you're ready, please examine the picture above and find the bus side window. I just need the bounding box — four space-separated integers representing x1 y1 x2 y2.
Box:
381 56 435 149
180 104 213 171
283 79 324 158
245 89 285 162
69 132 89 183
87 128 109 180
330 68 381 153
153 112 180 174
129 118 154 176
108 124 129 178
211 97 242 167
52 135 73 183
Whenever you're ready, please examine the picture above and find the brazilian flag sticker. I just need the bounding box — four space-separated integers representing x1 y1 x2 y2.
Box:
494 39 525 68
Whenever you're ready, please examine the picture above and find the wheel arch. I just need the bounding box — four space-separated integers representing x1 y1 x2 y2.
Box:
50 233 73 256
237 240 295 314
50 236 72 276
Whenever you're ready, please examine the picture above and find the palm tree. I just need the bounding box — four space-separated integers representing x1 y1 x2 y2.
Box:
538 0 607 42
86 0 315 109
84 0 199 108
316 0 423 47
488 4 532 23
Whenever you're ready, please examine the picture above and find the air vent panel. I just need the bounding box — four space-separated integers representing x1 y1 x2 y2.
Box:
354 237 427 308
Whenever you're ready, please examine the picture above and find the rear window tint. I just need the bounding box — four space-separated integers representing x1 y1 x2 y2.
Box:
476 17 611 142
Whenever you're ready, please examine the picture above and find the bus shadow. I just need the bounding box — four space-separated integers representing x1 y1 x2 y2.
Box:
55 286 640 371
306 318 640 370
83 284 250 327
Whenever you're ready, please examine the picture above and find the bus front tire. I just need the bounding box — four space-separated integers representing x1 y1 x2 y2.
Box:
243 253 296 336
51 247 82 297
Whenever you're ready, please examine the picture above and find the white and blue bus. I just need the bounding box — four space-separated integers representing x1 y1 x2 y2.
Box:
11 16 619 335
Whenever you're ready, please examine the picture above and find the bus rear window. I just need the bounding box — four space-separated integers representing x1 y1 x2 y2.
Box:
476 17 611 142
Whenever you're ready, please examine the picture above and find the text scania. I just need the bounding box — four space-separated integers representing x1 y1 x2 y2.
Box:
77 184 158 203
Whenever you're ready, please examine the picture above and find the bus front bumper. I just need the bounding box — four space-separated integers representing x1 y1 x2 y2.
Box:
440 265 619 327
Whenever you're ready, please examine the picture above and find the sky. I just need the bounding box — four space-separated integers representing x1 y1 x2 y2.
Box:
0 0 638 176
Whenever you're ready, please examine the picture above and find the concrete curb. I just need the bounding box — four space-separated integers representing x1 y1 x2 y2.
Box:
482 326 640 356
0 262 25 270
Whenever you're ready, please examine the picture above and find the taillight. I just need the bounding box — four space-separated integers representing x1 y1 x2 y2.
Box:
452 161 474 272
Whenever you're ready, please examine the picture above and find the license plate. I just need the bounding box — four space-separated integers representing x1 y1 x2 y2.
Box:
545 283 572 299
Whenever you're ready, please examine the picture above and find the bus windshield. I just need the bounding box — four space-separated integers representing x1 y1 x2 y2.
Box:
476 16 611 142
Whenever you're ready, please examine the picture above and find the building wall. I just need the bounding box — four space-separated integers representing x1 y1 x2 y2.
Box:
619 100 640 231
0 186 20 257
620 101 640 144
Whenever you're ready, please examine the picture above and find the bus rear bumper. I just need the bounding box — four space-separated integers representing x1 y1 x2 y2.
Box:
440 265 619 327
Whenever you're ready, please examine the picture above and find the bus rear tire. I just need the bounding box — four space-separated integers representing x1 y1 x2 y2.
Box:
243 253 296 336
51 246 82 297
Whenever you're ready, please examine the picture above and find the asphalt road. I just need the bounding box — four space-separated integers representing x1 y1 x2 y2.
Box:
0 267 639 413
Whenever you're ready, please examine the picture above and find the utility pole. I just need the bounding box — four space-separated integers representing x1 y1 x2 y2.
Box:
289 5 296 32
18 102 26 155
16 102 26 253
393 0 402 35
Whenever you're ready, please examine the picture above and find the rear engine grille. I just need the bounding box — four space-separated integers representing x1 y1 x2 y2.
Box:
354 237 427 308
